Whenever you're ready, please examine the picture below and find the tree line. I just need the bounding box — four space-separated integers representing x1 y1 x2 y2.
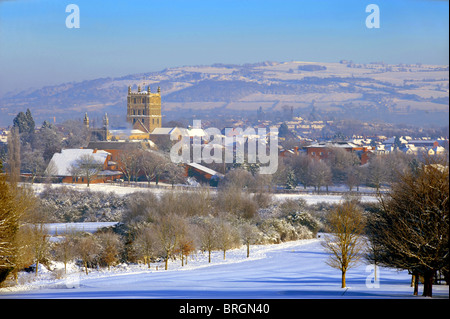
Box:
321 157 448 297
273 147 428 192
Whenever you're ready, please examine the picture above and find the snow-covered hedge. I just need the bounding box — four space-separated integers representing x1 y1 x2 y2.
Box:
38 187 128 222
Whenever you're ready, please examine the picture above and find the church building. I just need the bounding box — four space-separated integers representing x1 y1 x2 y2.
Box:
127 85 162 133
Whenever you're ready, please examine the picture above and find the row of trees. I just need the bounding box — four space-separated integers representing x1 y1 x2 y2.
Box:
322 158 448 297
276 148 422 192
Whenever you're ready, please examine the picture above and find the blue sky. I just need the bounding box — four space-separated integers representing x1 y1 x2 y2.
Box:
0 0 448 95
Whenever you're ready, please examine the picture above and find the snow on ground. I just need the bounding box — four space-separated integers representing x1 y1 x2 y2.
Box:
30 182 380 205
1 238 448 299
44 222 118 235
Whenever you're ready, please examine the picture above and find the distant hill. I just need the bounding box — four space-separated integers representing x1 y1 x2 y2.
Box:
0 61 448 127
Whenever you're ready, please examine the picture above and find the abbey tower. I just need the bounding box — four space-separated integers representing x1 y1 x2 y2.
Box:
127 85 162 133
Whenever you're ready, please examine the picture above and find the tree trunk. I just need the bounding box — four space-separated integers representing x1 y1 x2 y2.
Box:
208 249 211 263
423 271 434 297
223 250 226 260
341 271 346 288
164 256 168 270
247 243 250 258
412 272 419 296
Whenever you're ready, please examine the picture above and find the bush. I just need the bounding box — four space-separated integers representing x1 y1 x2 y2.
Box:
38 187 128 222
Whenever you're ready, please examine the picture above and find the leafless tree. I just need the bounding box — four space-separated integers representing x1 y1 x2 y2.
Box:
29 224 51 276
216 217 240 260
132 225 158 268
118 149 141 183
75 234 101 275
20 145 46 184
138 150 166 185
197 217 219 263
161 162 186 188
155 213 185 270
96 231 123 270
322 200 367 288
366 156 388 191
328 147 360 186
286 153 311 189
53 232 77 274
240 222 261 258
70 154 103 187
307 159 332 193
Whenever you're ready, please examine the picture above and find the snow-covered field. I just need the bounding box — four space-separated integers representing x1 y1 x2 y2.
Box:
1 238 448 299
6 183 445 301
30 182 380 205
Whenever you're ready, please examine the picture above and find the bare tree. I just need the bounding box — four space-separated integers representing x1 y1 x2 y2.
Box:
366 156 387 191
155 214 185 270
368 160 449 297
138 150 166 185
53 232 77 274
197 218 219 263
161 162 186 188
75 234 101 275
29 224 51 276
175 224 197 267
21 147 46 184
286 153 311 189
216 218 240 260
307 160 332 193
70 154 103 187
328 147 360 186
96 231 123 270
240 222 261 258
322 200 366 288
132 225 158 268
118 149 140 183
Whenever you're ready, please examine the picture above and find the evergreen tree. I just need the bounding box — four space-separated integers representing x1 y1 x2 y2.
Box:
285 169 297 189
12 109 35 145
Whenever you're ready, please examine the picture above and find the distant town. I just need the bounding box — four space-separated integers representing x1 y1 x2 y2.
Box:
0 84 448 192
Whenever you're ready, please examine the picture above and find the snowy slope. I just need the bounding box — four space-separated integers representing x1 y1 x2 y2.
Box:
1 238 448 299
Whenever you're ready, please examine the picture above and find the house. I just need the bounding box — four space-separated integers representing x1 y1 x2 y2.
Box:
45 148 123 184
305 141 373 164
185 162 224 186
149 127 188 142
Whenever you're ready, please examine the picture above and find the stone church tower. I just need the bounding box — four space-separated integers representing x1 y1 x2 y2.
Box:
127 85 162 133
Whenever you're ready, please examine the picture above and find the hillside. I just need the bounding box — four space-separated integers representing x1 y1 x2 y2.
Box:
1 61 448 127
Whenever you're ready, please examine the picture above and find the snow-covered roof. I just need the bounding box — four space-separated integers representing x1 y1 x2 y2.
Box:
185 128 207 137
187 162 224 178
109 129 147 135
47 149 110 176
150 127 175 135
306 141 358 149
